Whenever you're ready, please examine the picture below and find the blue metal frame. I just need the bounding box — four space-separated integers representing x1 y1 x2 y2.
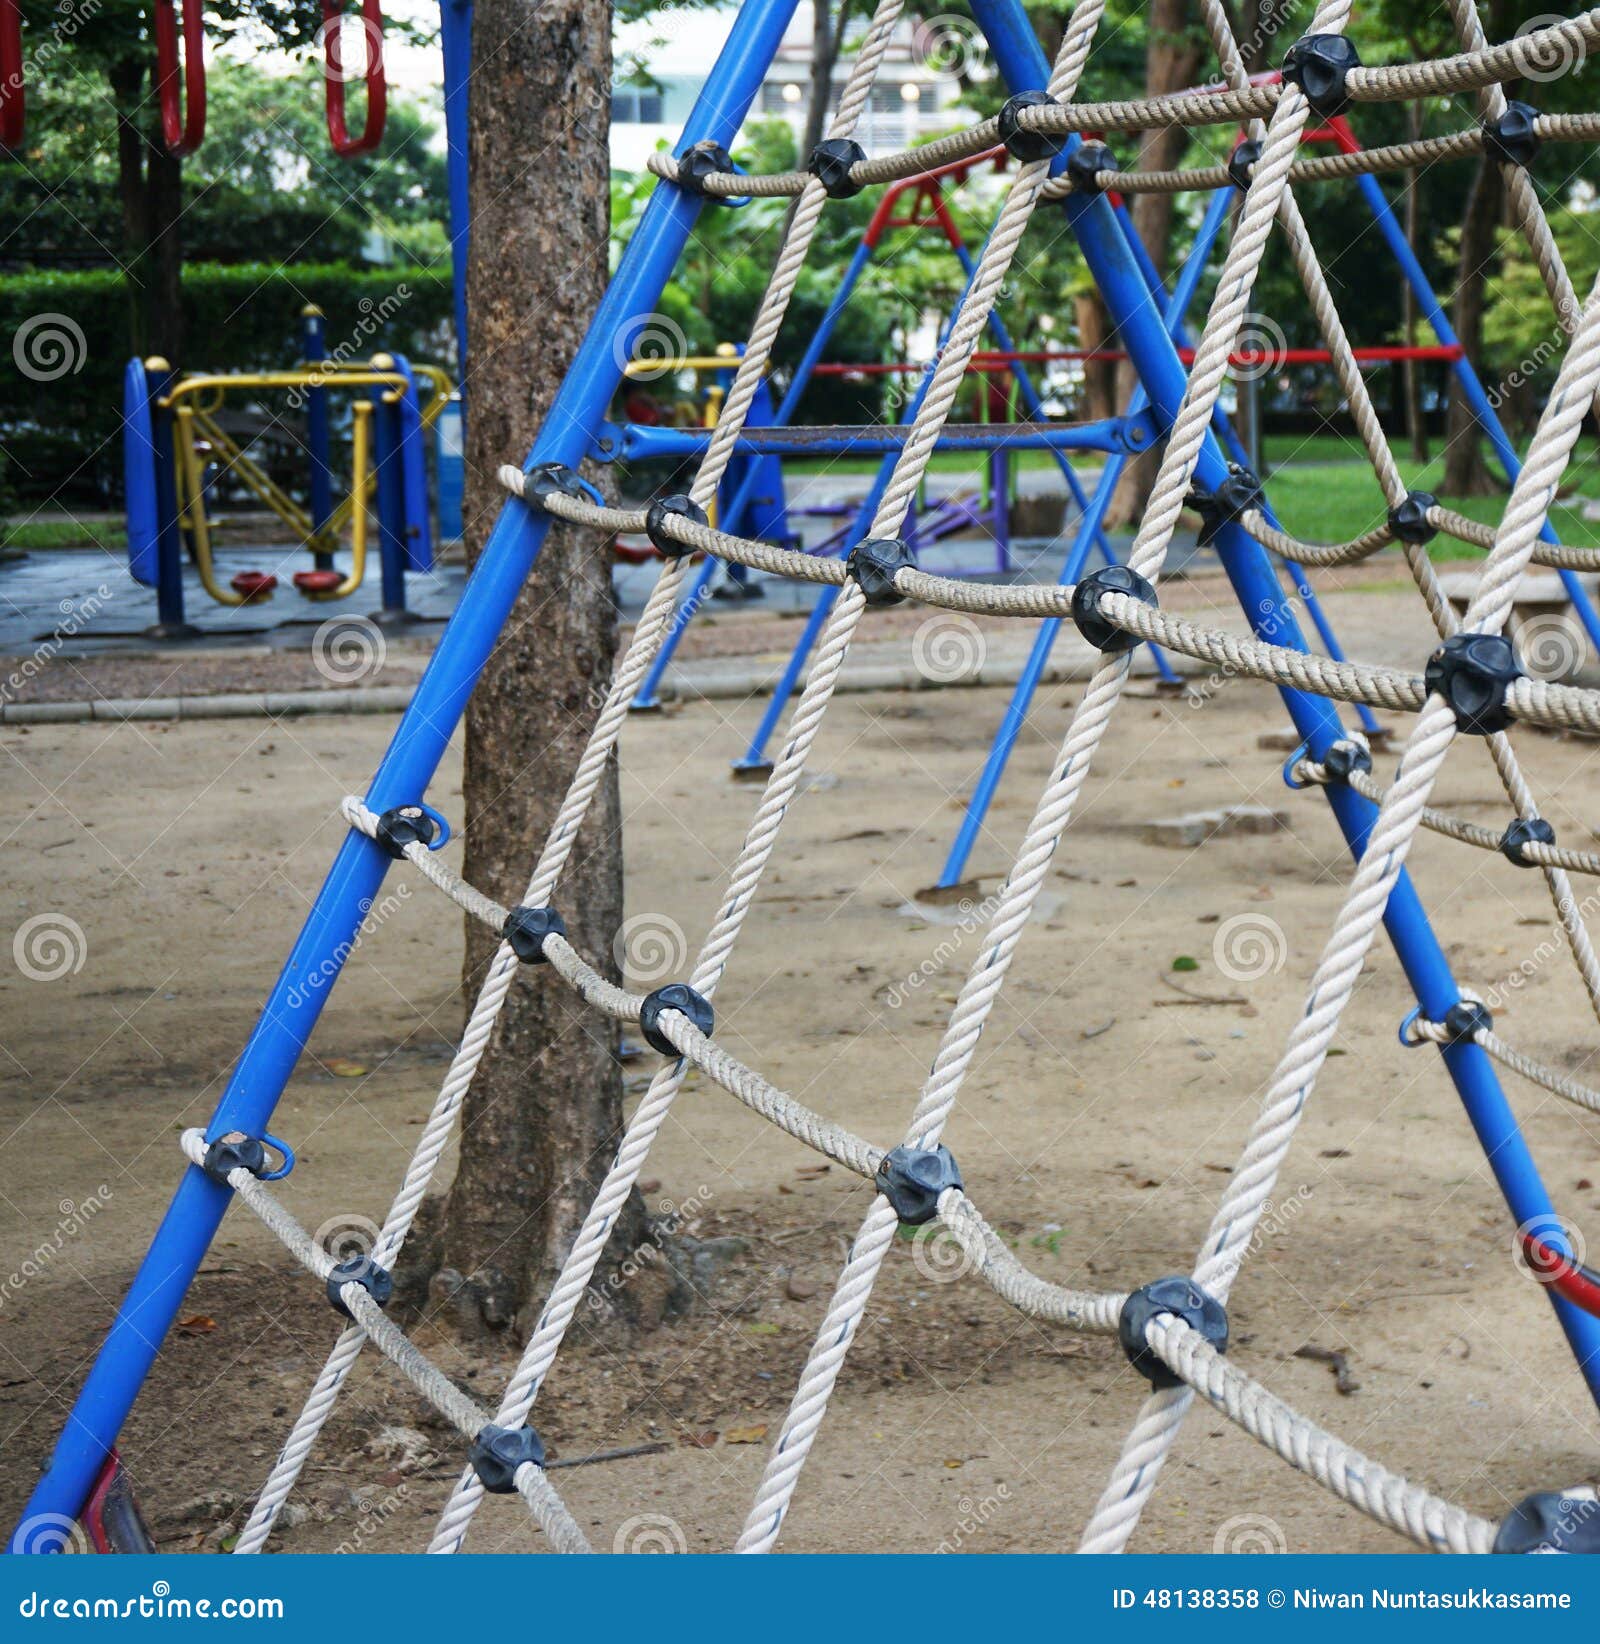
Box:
9 0 802 1549
302 307 335 573
22 0 1598 1555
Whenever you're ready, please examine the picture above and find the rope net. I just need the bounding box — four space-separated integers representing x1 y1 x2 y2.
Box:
201 0 1600 1555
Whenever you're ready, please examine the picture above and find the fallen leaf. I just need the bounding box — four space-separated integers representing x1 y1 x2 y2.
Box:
325 1058 368 1078
178 1314 216 1333
1171 955 1200 973
678 1430 718 1449
745 1322 780 1337
724 1424 769 1445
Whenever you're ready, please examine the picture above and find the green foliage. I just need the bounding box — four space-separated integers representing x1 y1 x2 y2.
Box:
0 263 451 499
4 57 449 268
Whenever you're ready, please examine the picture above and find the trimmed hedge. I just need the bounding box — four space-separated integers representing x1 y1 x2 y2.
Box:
1 263 453 502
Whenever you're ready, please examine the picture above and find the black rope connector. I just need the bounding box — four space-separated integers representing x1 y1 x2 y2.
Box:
1424 632 1521 736
201 1134 267 1186
1065 142 1118 195
645 493 708 560
1387 489 1438 546
374 804 437 859
1071 564 1157 655
1282 34 1362 119
1319 739 1372 784
523 462 587 511
996 90 1064 163
1441 998 1493 1045
639 982 714 1056
469 1423 547 1493
1188 462 1263 545
674 140 737 198
1501 816 1556 868
326 1254 394 1319
1119 1276 1229 1390
847 537 914 605
1226 138 1261 193
875 1143 963 1225
809 137 867 198
1494 1488 1600 1554
503 905 567 963
1483 101 1541 170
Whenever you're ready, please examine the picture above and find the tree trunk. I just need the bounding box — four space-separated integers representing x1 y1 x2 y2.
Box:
799 0 840 166
1104 0 1200 529
1073 292 1115 422
111 55 185 365
426 0 649 1340
1441 151 1504 497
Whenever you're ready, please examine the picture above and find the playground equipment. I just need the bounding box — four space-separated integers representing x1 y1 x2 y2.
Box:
153 0 206 157
322 0 387 155
122 328 450 635
1 0 24 149
18 0 1600 1560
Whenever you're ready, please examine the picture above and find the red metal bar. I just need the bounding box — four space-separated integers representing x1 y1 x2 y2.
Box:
1523 1232 1600 1320
863 145 1008 247
153 0 206 158
0 0 22 150
323 0 386 157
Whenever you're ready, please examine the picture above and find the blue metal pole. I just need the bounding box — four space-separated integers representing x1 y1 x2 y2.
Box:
302 307 335 572
936 186 1234 888
612 418 1130 459
970 0 1600 1409
1349 166 1600 653
8 0 803 1551
149 365 190 636
440 0 473 377
373 383 409 619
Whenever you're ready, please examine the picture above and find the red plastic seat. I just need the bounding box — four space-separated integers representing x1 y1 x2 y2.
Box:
230 571 278 601
293 568 346 595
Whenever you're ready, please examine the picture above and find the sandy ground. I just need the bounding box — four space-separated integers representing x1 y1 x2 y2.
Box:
3 582 1600 1556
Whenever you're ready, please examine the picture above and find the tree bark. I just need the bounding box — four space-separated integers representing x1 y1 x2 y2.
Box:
1073 292 1115 423
426 0 649 1339
1104 0 1200 529
111 55 185 364
1441 150 1504 496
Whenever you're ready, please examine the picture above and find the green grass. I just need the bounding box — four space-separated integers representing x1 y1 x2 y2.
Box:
1264 448 1600 560
4 518 126 552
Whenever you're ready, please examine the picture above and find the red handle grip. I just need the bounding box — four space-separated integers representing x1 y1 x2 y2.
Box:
323 0 386 157
153 0 205 157
1 0 24 151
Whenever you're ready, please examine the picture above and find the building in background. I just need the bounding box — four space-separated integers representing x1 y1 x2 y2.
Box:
610 3 974 172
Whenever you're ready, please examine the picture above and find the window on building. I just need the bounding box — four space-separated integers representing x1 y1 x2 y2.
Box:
612 89 665 123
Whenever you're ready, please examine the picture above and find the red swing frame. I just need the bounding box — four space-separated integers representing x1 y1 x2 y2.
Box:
322 0 386 156
153 0 206 157
1 0 24 150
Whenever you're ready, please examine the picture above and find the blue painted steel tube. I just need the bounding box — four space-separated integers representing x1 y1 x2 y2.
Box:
970 0 1600 1408
149 365 189 633
1349 168 1600 653
8 0 803 1551
935 187 1236 888
439 0 473 373
302 307 335 571
614 418 1130 459
373 384 409 616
